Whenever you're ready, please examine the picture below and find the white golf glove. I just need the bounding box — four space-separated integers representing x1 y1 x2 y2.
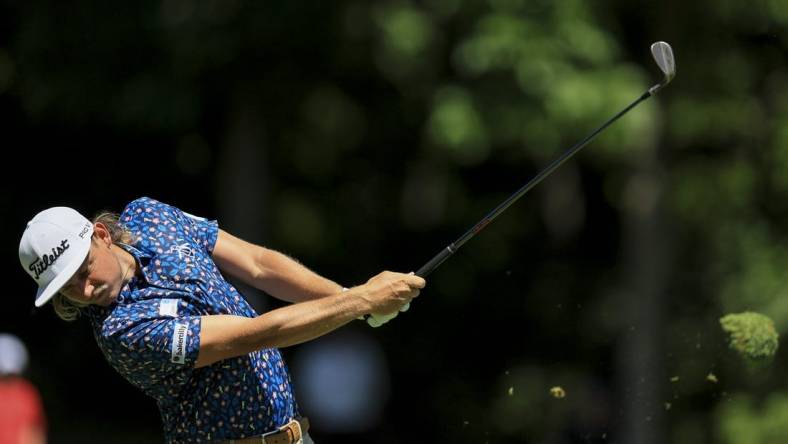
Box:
365 302 411 328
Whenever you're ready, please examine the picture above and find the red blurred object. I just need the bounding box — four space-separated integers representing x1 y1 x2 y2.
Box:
0 377 46 444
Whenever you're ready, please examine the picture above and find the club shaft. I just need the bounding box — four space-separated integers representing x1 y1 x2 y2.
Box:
415 90 653 278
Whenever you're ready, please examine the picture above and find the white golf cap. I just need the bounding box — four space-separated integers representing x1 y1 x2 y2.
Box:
19 207 94 307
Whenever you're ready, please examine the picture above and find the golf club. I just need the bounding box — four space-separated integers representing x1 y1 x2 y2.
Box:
415 41 676 278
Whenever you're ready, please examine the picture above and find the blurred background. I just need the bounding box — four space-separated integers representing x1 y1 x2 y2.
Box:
2 0 788 443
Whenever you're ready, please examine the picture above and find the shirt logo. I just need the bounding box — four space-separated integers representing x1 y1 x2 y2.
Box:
169 243 195 259
28 239 70 280
170 321 189 364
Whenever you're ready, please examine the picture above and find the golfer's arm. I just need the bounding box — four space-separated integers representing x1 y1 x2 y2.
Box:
195 287 370 368
212 230 344 303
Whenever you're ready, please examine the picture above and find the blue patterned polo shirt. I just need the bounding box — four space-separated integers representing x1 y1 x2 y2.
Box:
85 197 299 443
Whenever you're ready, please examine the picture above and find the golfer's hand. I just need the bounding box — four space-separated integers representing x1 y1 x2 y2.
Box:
361 271 425 317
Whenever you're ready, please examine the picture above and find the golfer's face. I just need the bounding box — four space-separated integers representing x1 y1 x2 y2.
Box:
60 239 124 306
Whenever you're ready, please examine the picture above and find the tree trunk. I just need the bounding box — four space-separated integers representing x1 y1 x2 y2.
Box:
616 147 669 444
216 96 270 312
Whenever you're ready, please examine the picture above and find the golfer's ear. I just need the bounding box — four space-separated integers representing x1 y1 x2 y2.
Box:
93 222 112 246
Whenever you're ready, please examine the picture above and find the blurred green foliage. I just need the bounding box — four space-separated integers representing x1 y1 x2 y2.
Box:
718 394 788 444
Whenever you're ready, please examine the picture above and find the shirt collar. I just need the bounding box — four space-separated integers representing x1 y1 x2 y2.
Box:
117 242 150 261
84 243 147 319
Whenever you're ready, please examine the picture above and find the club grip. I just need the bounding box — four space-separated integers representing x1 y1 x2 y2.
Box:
359 246 453 323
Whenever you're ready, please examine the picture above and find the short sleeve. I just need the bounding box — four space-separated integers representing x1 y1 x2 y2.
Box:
102 315 202 392
122 197 219 254
179 210 219 254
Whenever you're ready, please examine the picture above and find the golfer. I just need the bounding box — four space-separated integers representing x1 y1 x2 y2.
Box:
18 196 424 443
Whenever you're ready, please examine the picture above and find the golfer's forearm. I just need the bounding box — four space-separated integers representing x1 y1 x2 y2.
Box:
252 248 344 302
213 230 344 302
196 288 369 368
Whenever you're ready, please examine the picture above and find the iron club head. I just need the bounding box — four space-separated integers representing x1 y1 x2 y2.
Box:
648 41 676 95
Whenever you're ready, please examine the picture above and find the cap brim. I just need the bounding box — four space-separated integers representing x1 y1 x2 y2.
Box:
34 238 91 307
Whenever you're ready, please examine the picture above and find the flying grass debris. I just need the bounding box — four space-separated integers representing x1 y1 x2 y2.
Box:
706 373 718 383
720 311 779 361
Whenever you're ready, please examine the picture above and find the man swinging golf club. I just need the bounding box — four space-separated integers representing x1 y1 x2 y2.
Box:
19 197 424 443
19 40 674 444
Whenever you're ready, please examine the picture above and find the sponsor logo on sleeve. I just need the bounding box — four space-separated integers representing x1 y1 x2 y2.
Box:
170 321 189 364
159 299 179 317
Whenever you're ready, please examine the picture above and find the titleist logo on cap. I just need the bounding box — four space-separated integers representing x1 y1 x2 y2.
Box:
28 239 70 280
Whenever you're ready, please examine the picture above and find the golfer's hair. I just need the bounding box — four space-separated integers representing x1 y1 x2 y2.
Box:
93 212 135 245
52 290 88 322
52 211 135 322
